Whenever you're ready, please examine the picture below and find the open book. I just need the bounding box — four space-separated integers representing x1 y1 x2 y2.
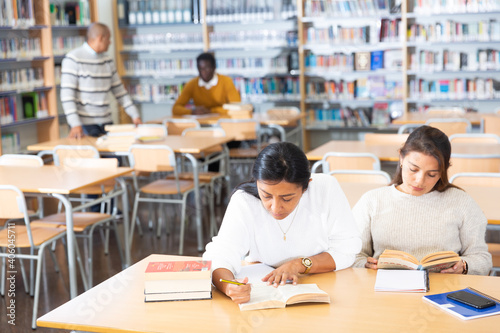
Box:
235 263 330 311
239 283 330 311
378 250 460 273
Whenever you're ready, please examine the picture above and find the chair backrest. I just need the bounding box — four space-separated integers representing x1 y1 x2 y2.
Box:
182 127 226 138
481 115 500 136
364 133 409 145
104 124 136 133
449 133 500 144
60 157 118 170
314 152 381 173
0 154 43 166
450 172 500 187
397 124 420 134
448 154 500 177
328 170 391 184
136 124 167 138
52 145 100 166
217 119 260 141
163 119 200 135
0 185 28 220
424 118 472 136
128 144 176 173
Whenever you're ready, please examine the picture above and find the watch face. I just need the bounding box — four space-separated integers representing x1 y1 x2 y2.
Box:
303 258 312 267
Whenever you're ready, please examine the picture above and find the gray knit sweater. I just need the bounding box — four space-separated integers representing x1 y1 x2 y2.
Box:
60 43 139 128
352 185 492 275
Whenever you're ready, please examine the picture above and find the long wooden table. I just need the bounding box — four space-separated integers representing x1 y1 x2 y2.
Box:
307 139 500 162
37 254 500 333
0 165 132 298
28 135 233 253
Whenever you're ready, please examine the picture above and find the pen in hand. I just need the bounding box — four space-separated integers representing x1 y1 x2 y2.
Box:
219 279 246 286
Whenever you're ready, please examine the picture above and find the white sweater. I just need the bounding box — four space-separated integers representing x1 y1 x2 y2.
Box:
203 173 361 275
352 185 492 275
60 43 139 128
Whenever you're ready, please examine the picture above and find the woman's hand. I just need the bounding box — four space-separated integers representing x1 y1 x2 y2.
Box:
224 277 251 304
440 260 465 274
262 259 303 287
365 257 378 270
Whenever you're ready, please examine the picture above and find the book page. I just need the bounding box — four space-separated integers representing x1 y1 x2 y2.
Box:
422 258 460 273
238 284 286 311
279 284 330 305
380 249 419 265
421 251 458 264
375 269 428 292
236 263 275 285
377 257 419 270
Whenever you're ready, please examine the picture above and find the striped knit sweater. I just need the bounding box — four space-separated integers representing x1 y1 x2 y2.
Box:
202 173 361 275
60 43 139 128
352 185 492 275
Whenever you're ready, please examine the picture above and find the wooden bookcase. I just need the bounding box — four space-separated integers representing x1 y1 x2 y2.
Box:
0 0 97 154
110 0 500 151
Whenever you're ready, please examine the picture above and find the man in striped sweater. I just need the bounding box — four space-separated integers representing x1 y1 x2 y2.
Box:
61 22 141 139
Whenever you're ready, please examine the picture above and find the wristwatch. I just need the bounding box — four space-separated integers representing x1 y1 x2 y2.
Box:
301 257 313 274
462 259 468 275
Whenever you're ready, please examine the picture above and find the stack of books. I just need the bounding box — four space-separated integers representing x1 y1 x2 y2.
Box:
144 260 212 302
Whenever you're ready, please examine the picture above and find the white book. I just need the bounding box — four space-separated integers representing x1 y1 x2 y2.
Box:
374 269 428 292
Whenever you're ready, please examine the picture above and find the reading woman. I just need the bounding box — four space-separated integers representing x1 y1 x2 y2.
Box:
203 142 361 304
353 125 492 275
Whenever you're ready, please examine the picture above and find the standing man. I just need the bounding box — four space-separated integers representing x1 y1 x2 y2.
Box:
172 52 241 116
61 22 141 138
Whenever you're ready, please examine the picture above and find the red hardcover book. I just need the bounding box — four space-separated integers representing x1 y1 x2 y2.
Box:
145 260 211 281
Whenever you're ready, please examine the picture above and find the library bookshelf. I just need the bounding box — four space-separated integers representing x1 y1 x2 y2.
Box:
0 0 97 154
112 0 500 150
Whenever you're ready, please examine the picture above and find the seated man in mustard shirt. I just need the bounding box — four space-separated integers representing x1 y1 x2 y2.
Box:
172 52 241 116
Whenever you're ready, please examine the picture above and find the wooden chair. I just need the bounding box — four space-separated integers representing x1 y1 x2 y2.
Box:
264 106 302 146
449 133 500 144
31 158 122 287
163 118 200 135
448 154 500 178
0 185 67 329
481 114 500 136
311 152 381 173
424 118 472 137
217 118 261 184
0 154 43 167
328 170 391 184
449 172 500 276
181 127 228 236
128 145 201 255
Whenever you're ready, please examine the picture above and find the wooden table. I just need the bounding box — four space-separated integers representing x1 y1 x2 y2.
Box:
0 165 132 299
307 140 500 162
28 135 233 253
393 112 484 126
37 254 500 333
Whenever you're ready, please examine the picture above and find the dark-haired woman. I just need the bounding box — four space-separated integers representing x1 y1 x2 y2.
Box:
353 126 492 275
203 142 361 304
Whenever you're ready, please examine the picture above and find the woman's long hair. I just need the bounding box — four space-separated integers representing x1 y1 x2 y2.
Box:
391 125 456 192
236 142 311 199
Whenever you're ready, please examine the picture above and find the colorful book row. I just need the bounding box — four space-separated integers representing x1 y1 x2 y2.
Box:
209 30 298 49
127 82 185 103
410 48 500 72
205 0 297 23
50 0 91 26
0 91 48 125
122 33 203 51
306 77 403 101
408 19 500 43
52 36 86 56
304 0 398 17
0 37 41 59
307 102 392 127
234 76 301 102
0 0 35 27
413 0 500 14
1 132 20 154
306 50 402 72
409 77 500 100
117 0 200 25
0 68 44 91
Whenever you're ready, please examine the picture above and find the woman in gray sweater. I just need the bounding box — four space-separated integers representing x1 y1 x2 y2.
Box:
353 125 492 275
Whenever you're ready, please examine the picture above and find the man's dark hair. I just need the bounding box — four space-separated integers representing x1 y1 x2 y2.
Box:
196 52 216 68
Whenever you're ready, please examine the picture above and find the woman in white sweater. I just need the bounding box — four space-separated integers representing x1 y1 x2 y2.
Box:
203 142 361 304
353 126 492 275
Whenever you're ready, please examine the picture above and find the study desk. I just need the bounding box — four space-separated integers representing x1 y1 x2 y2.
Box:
0 165 132 298
37 254 500 333
307 140 500 162
393 112 484 126
28 135 233 253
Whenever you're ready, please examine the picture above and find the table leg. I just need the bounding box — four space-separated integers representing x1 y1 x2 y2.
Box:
116 178 130 267
51 193 77 299
183 153 204 252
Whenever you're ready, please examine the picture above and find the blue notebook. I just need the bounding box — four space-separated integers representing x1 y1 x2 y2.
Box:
423 288 500 320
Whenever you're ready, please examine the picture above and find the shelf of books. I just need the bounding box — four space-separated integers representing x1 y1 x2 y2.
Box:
111 0 500 149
